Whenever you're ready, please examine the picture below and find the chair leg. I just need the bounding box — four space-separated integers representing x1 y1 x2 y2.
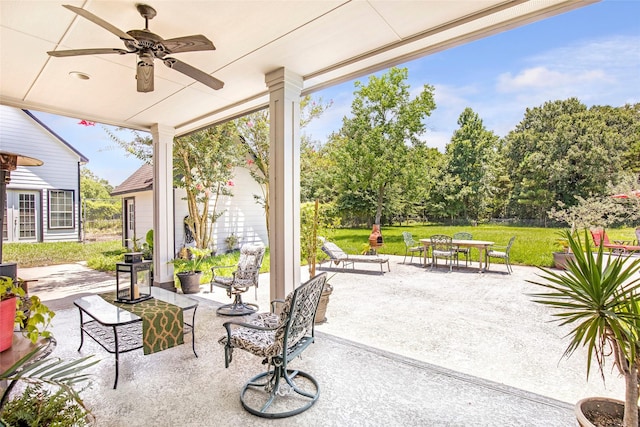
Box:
240 364 319 418
403 249 408 264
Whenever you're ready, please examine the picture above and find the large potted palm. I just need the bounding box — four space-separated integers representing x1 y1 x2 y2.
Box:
529 230 640 427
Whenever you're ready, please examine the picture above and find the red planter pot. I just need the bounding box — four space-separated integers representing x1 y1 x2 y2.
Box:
0 297 17 352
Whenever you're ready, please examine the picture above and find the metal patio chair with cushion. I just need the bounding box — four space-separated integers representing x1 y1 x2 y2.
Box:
430 234 457 272
211 244 265 316
402 231 425 264
219 272 327 419
485 236 516 274
452 232 473 267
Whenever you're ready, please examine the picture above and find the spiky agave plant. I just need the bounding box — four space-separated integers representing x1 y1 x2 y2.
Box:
529 229 640 427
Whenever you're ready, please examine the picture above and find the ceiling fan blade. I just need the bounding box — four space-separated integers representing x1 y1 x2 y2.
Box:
163 35 216 54
63 4 136 42
162 58 224 90
48 48 130 57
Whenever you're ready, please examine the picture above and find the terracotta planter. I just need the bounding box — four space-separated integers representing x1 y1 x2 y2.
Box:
314 283 333 324
553 251 575 270
0 297 17 352
177 271 203 294
575 397 636 427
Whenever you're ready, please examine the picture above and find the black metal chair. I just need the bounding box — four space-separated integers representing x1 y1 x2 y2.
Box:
486 236 516 274
219 273 327 418
402 231 424 264
453 232 473 267
430 234 457 272
211 244 265 316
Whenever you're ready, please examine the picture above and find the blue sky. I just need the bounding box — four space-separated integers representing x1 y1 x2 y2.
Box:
31 0 639 186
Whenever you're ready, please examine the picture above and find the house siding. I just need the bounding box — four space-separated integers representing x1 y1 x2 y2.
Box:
174 167 268 255
0 106 84 242
134 192 154 245
115 166 268 256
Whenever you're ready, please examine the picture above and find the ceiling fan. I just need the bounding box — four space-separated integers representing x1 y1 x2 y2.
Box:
47 3 224 93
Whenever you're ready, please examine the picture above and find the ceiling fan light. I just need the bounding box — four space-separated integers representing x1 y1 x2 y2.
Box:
136 60 154 93
69 71 90 80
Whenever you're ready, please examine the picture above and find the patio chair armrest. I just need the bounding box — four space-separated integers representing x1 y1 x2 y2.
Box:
211 265 236 271
222 320 277 335
613 240 634 245
211 264 236 278
269 298 286 313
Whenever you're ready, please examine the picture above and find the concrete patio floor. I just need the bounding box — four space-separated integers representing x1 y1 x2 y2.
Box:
15 255 627 426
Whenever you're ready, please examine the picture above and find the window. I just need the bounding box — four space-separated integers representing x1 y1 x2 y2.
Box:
19 193 37 238
48 189 74 229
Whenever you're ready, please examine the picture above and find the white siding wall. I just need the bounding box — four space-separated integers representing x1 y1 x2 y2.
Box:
174 167 268 255
134 192 154 244
0 106 82 242
119 167 268 257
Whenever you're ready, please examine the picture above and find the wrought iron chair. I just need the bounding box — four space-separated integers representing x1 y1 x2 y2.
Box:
485 236 516 274
430 234 457 272
402 231 425 264
452 232 473 267
219 273 327 418
211 244 265 316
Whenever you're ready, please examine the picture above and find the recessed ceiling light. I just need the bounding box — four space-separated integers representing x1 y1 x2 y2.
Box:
69 71 90 80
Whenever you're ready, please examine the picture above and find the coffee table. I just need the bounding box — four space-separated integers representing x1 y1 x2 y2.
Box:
74 287 198 389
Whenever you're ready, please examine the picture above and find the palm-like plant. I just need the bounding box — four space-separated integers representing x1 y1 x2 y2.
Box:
1 344 98 419
528 230 640 427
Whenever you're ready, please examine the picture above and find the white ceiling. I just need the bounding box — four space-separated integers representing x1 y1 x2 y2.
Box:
0 0 598 136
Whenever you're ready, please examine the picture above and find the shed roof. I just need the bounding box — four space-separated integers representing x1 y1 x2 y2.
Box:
111 163 153 196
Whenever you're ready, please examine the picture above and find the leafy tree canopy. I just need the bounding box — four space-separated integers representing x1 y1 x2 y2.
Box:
332 67 436 225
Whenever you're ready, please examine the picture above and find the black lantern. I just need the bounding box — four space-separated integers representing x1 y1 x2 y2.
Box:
115 254 152 303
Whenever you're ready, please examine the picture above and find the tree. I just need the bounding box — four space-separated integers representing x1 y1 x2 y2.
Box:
502 98 633 220
80 168 120 224
173 123 243 249
444 108 498 222
102 127 153 164
237 95 332 236
332 67 436 225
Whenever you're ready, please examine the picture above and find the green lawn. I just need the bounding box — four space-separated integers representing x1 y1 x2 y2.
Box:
2 225 637 271
327 224 639 268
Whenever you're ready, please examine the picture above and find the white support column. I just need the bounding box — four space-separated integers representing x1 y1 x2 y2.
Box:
151 124 176 290
265 67 303 300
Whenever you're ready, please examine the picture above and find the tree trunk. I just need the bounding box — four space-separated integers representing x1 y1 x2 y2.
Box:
375 184 384 225
309 199 319 277
623 360 639 427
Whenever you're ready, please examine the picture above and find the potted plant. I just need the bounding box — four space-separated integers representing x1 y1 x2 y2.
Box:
1 276 54 351
301 200 340 324
529 229 640 427
224 233 239 253
1 344 98 424
170 247 212 294
552 234 576 270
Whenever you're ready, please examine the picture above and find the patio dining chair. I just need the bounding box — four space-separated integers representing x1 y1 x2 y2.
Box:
452 232 473 267
485 236 516 274
402 231 425 264
430 234 457 272
210 244 265 316
219 272 327 418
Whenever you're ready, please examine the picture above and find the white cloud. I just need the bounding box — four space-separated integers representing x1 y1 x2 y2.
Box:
496 67 606 92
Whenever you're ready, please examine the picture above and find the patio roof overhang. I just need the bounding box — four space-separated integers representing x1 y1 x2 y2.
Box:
1 0 597 136
0 0 599 299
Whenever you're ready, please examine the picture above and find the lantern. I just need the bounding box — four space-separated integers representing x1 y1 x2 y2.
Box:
115 254 152 303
